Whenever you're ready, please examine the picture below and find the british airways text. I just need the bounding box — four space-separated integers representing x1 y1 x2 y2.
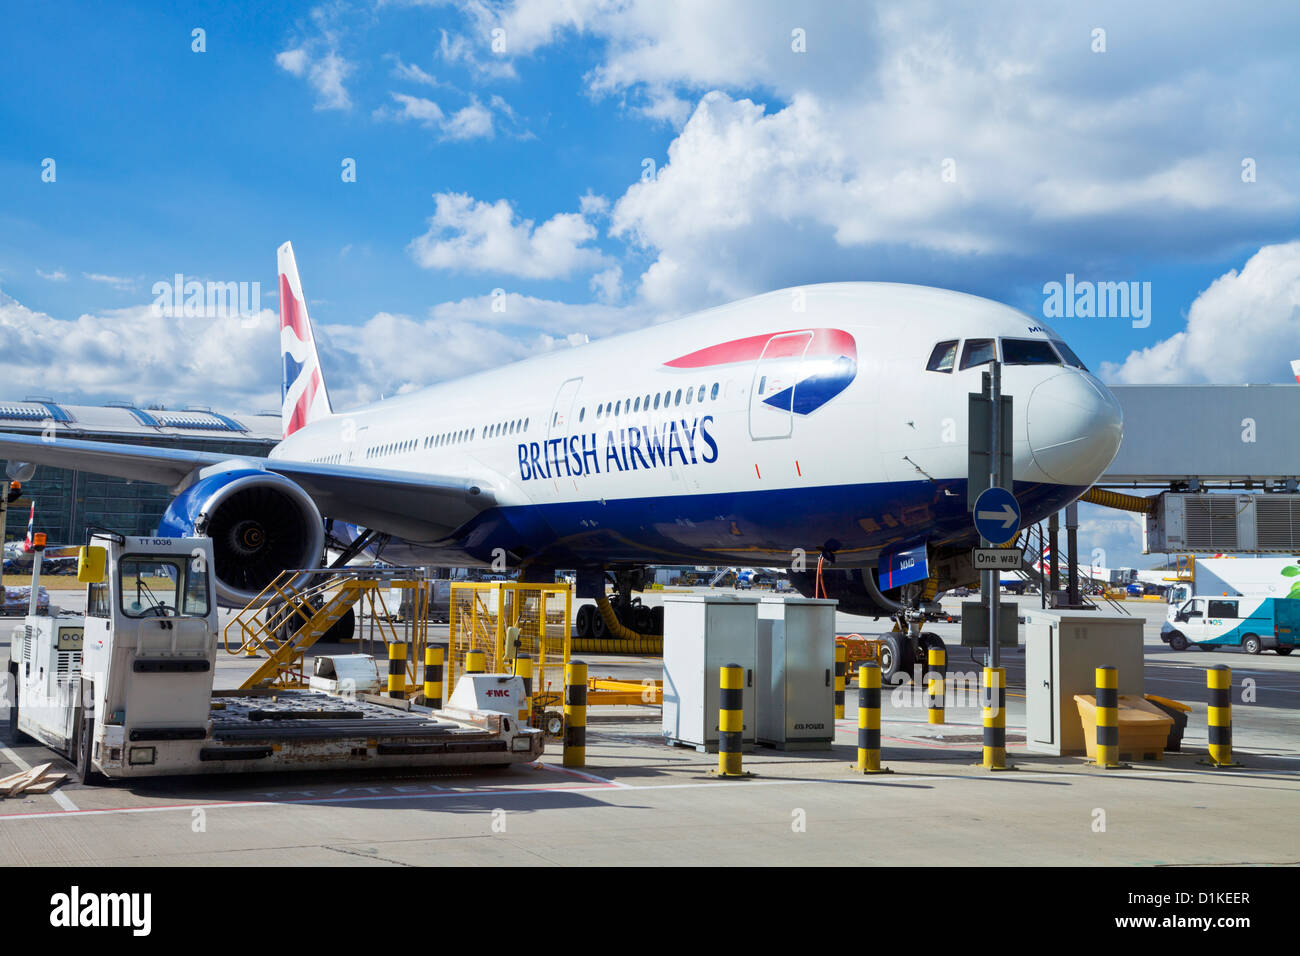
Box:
518 416 718 481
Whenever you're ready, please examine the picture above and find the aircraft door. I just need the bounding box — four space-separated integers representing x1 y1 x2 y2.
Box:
748 331 812 440
549 377 583 439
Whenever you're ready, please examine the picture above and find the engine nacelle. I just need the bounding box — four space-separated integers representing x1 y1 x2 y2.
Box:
789 568 897 618
157 468 325 607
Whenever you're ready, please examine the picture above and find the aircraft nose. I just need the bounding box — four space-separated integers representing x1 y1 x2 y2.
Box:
1026 371 1123 485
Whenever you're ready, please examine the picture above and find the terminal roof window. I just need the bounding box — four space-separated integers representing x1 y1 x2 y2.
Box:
1000 338 1061 366
926 340 958 373
959 338 997 370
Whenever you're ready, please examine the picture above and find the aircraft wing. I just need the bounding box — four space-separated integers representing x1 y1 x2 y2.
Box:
0 431 497 543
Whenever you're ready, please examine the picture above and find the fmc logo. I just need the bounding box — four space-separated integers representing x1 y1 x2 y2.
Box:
665 327 858 416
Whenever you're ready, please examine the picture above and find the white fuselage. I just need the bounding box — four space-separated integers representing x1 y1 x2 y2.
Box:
271 283 1122 569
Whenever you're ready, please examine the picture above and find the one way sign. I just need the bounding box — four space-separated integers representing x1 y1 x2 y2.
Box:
973 486 1021 545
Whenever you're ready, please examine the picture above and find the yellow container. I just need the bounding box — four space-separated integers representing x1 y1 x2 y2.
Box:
1073 694 1174 761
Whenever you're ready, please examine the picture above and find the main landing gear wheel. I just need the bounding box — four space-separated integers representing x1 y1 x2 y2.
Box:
323 605 356 643
918 632 946 660
590 605 610 639
575 604 595 639
879 634 915 685
1167 631 1189 652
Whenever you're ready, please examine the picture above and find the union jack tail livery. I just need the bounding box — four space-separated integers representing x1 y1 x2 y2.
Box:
23 500 34 552
278 241 333 439
1291 359 1300 384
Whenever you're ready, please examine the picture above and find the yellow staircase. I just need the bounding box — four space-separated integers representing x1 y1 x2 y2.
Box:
227 575 373 689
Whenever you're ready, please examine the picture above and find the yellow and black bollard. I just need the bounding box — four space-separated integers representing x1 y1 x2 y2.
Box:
1205 664 1240 767
927 646 946 725
982 666 1010 770
834 644 847 719
1094 666 1120 768
854 662 891 774
387 643 407 700
516 653 533 725
715 664 752 777
422 645 443 709
563 660 587 768
466 648 486 674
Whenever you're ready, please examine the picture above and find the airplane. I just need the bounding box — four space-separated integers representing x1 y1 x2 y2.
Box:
2 501 78 572
0 241 1123 681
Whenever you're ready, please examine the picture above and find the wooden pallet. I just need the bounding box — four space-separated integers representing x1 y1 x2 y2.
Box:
0 763 68 797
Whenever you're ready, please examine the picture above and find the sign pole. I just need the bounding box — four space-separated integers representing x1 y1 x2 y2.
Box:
988 360 1002 670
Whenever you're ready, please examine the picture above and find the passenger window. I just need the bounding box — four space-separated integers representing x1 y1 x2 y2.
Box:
685 388 693 405
926 340 958 373
1208 600 1238 618
654 394 661 410
960 338 997 370
1001 338 1061 366
711 383 719 400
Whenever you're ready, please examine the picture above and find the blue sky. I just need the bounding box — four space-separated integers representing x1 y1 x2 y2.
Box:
2 1 1299 566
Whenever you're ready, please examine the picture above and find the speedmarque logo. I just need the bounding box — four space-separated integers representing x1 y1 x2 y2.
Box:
49 886 151 936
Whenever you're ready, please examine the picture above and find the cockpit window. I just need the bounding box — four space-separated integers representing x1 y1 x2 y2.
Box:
959 338 997 370
1000 338 1061 366
926 340 958 373
1051 339 1089 371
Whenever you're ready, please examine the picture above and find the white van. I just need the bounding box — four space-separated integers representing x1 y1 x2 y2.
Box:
1161 595 1300 655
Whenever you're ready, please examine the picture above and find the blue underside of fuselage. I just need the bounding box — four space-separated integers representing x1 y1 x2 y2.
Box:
383 478 1087 570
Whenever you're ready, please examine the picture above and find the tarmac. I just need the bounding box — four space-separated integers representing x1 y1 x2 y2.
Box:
2 590 1297 866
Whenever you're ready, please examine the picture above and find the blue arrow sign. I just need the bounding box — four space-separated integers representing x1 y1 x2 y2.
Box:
973 486 1021 545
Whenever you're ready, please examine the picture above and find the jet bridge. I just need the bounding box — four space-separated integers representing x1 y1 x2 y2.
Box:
1096 385 1300 554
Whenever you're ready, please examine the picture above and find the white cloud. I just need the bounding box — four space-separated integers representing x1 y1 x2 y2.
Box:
0 291 279 410
438 2 1300 312
375 91 499 140
277 47 354 110
320 291 649 405
275 4 356 112
408 192 605 279
589 266 622 303
82 272 135 291
0 285 655 414
442 98 494 140
1101 241 1300 385
390 56 439 87
36 269 67 282
275 48 309 76
378 91 445 126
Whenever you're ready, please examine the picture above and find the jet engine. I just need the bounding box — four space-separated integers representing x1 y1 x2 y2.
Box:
789 568 898 618
157 468 325 606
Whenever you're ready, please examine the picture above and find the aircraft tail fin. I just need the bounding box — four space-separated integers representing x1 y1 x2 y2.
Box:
277 241 333 439
23 500 33 552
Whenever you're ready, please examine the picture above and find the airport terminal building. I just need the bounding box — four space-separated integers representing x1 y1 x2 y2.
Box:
0 399 279 547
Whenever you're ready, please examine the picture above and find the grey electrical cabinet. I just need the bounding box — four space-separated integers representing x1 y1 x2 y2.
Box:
756 597 837 750
1024 611 1145 755
661 595 759 751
